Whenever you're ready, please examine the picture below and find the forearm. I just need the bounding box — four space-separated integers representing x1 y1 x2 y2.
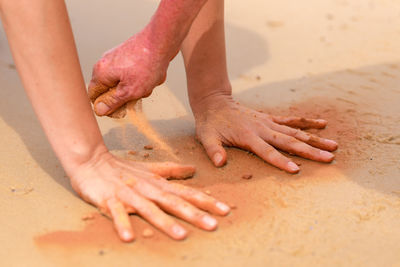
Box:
0 0 106 176
180 0 231 112
143 0 209 62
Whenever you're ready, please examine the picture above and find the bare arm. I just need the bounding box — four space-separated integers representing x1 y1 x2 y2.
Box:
0 0 229 242
88 0 209 116
181 0 338 172
181 0 231 109
0 0 105 174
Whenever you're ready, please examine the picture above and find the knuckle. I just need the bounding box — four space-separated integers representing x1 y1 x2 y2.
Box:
293 129 306 139
253 120 264 129
159 191 177 204
194 211 207 220
107 94 121 105
142 90 152 98
264 145 275 153
156 72 167 85
130 91 142 99
287 136 300 146
123 87 143 100
263 146 277 159
94 59 108 74
116 87 132 99
194 192 209 203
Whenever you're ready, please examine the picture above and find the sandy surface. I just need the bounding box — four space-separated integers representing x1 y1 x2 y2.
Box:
1 0 400 266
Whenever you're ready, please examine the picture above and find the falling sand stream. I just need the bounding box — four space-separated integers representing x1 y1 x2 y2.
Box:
119 100 179 161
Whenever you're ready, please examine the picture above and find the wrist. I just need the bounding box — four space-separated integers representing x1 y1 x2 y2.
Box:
60 142 109 178
189 83 233 116
139 24 180 64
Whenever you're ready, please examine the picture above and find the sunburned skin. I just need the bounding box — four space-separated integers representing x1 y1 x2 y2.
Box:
88 0 209 117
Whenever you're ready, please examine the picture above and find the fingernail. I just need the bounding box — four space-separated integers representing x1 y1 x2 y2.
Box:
121 230 134 242
320 150 334 161
216 202 230 214
96 102 111 115
287 162 300 173
202 216 217 229
172 225 187 238
325 139 338 148
213 153 224 166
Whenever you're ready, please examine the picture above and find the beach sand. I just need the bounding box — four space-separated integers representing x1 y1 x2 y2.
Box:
1 0 400 266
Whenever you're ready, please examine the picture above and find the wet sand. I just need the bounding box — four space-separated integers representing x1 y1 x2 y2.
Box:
1 0 400 266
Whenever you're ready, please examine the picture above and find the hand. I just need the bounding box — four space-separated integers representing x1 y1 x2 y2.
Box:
69 150 230 242
88 32 170 117
192 94 338 173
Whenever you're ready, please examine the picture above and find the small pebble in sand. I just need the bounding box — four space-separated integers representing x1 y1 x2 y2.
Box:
174 149 180 155
128 150 136 155
81 214 95 221
229 203 237 209
256 75 261 80
142 228 154 238
10 186 34 195
143 153 150 158
144 145 153 150
205 190 211 195
98 250 105 256
242 174 253 180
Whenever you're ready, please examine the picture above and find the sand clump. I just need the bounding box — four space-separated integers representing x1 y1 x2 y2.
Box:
128 150 136 155
144 145 154 150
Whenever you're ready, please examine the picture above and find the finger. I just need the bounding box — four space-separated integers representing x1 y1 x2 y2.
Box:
271 115 327 129
117 187 187 240
259 128 335 163
134 181 219 231
246 135 300 173
137 162 196 180
116 161 230 216
88 80 110 103
107 198 135 242
268 122 338 151
88 59 119 102
198 131 227 167
93 86 130 116
145 177 231 216
94 80 147 117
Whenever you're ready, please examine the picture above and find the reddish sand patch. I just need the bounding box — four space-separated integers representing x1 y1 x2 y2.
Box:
35 96 363 249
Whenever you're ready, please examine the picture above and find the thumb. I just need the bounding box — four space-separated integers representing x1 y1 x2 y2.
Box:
199 133 227 167
93 85 131 116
